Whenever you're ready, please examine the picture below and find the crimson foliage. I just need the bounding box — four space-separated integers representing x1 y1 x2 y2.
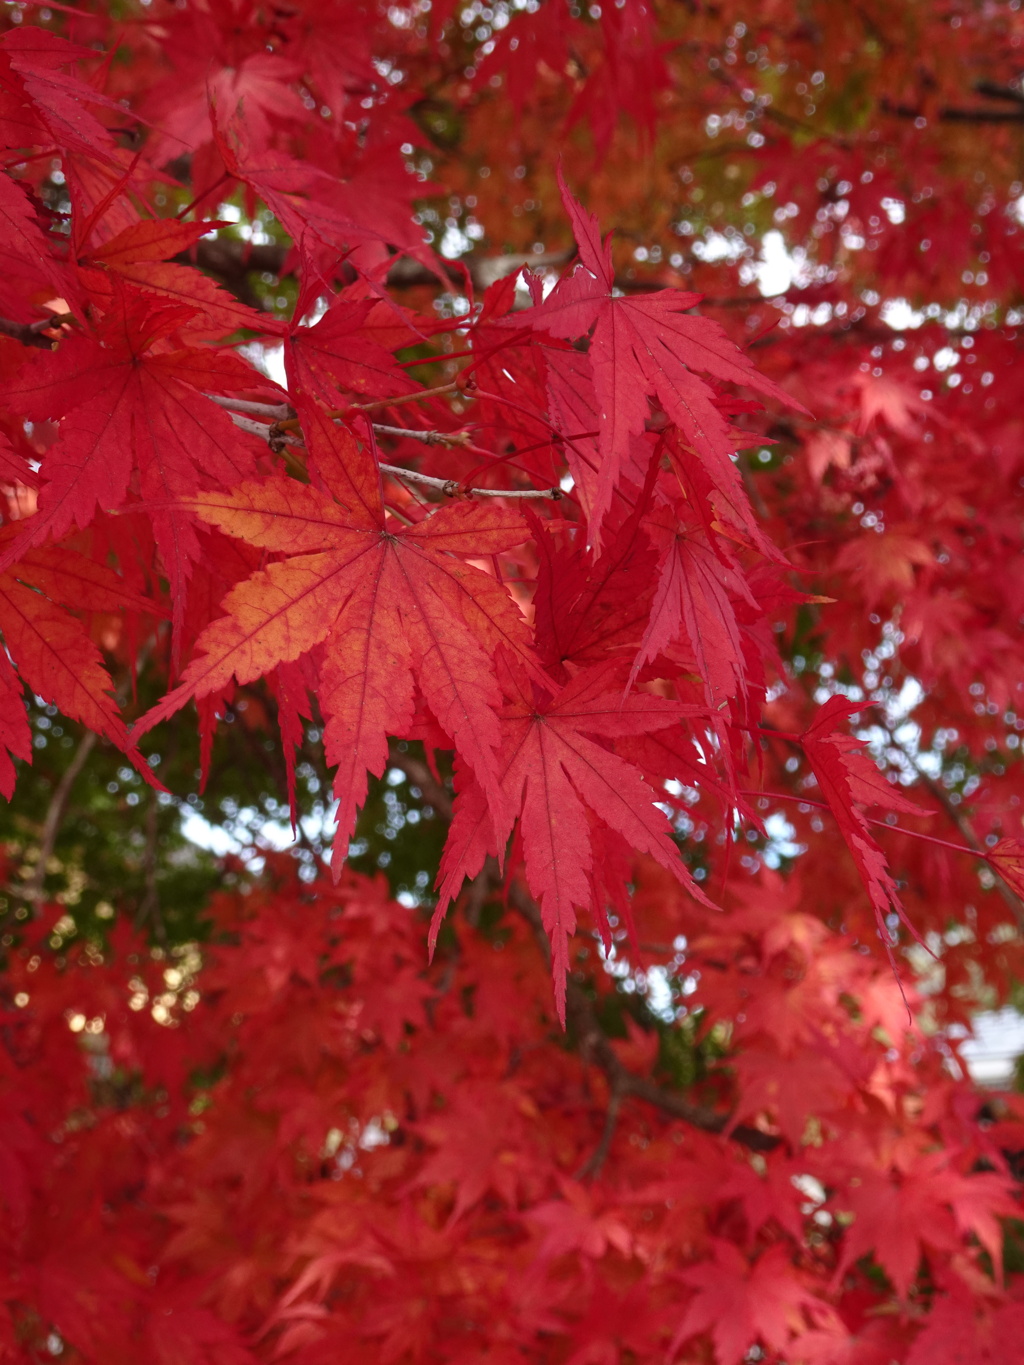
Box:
3 2 1024 1361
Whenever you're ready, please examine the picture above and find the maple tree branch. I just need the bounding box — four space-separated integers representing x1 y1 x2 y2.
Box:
135 788 167 947
190 241 572 294
206 396 292 421
386 747 453 819
0 314 57 350
19 730 97 905
882 98 1024 123
267 384 466 437
382 466 562 500
207 396 476 448
564 974 780 1154
188 237 669 301
219 409 303 445
218 405 562 499
503 881 780 1155
973 79 1024 107
371 423 471 448
345 382 460 416
575 1074 625 1180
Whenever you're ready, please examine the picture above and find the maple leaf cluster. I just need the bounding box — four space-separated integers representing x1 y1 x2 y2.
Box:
2 0 1024 1360
4 857 1024 1363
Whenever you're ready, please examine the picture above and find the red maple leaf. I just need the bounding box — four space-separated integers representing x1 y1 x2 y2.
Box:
136 402 533 859
0 172 65 307
432 657 711 1021
283 289 419 405
984 838 1024 900
905 1283 1024 1365
514 169 803 538
0 646 31 800
0 281 264 638
633 492 752 705
0 28 123 164
672 1240 821 1365
834 1155 1017 1298
0 430 38 491
529 502 657 678
211 110 430 283
834 529 933 608
0 527 160 794
526 1181 633 1261
411 1081 536 1225
82 219 271 340
800 695 927 952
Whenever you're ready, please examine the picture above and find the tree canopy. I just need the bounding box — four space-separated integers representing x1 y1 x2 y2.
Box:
3 1 1024 1360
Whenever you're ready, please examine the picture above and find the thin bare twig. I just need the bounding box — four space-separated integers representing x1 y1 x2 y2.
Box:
264 382 465 437
135 788 167 946
19 731 97 905
973 80 1024 107
386 747 453 819
224 409 303 446
0 315 57 350
220 406 562 500
207 396 472 447
882 724 1024 930
345 381 459 417
381 466 561 500
206 395 292 420
881 98 1024 124
575 1076 625 1180
371 423 472 448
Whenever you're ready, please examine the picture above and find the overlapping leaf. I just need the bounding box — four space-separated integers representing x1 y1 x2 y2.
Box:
799 696 927 949
0 528 159 793
0 172 64 306
0 28 122 163
0 281 264 638
83 220 271 340
633 494 753 705
212 111 430 283
0 647 31 800
672 1242 821 1365
283 291 418 404
514 170 803 541
833 1155 1018 1297
432 657 712 1021
137 403 533 859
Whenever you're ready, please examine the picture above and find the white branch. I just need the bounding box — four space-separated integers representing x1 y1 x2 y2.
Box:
207 394 292 420
371 423 469 447
381 464 561 500
225 411 303 445
213 401 562 501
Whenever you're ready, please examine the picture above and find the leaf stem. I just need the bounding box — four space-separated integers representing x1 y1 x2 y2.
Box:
740 788 977 858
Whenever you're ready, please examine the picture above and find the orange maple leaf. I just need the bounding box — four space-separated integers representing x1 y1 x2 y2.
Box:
137 402 533 860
